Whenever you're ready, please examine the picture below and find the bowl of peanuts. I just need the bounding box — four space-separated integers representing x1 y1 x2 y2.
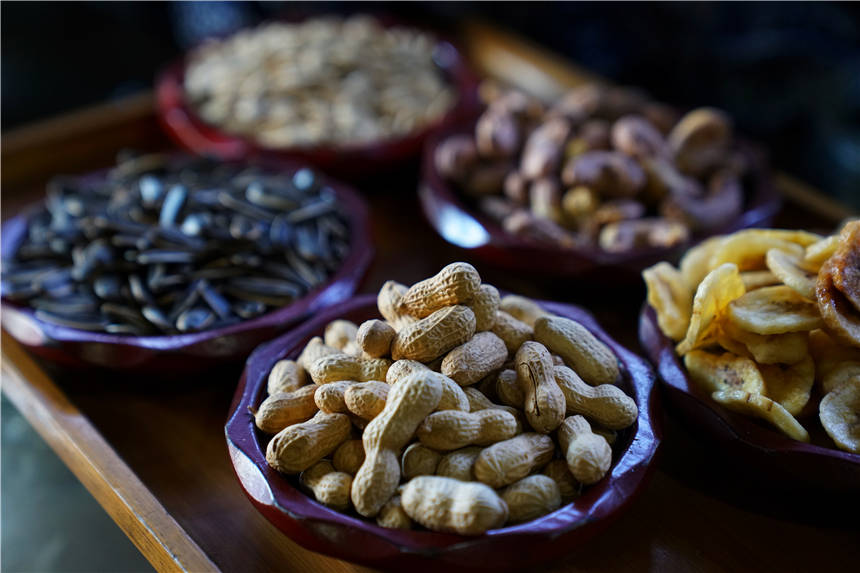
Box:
157 14 479 179
639 223 860 491
420 82 780 279
226 262 660 571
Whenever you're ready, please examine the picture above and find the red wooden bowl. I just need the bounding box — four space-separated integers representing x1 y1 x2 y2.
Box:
226 294 661 572
419 124 781 281
0 160 373 373
639 304 860 492
156 22 480 180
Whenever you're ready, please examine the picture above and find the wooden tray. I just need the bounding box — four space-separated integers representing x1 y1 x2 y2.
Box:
2 20 858 573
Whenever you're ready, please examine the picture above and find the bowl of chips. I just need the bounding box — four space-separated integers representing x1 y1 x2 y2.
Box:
639 222 860 490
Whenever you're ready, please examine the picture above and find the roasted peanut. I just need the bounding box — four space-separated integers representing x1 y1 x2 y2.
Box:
534 315 619 385
297 336 340 370
324 319 361 355
501 475 562 524
386 359 469 412
401 443 441 479
562 186 599 221
499 295 550 327
351 372 443 517
377 281 418 331
441 331 508 386
495 368 525 408
401 476 508 535
557 415 612 485
541 459 580 502
491 311 533 353
376 492 412 530
474 433 555 488
356 319 396 358
308 352 391 384
391 305 476 363
466 284 501 332
436 446 484 481
555 365 638 429
418 409 517 451
254 385 318 434
516 342 566 433
267 359 307 395
266 411 351 474
344 381 389 420
463 387 524 434
301 461 353 511
398 262 481 318
333 439 365 475
314 380 355 413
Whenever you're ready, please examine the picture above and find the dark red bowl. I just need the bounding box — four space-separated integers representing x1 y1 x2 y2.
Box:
226 294 661 572
156 23 480 180
0 160 374 373
639 304 860 492
419 124 781 281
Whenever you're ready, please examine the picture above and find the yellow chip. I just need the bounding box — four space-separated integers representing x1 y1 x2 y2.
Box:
716 330 753 358
740 270 781 291
758 355 815 415
722 319 809 364
709 230 806 271
765 248 817 300
821 361 860 395
819 378 860 453
712 389 810 442
643 262 692 341
684 350 765 394
727 285 823 335
676 263 745 355
804 234 840 268
679 236 725 290
808 329 860 392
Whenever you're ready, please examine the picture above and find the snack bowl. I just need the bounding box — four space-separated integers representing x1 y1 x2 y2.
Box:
0 159 373 372
156 18 480 180
419 124 780 281
639 304 860 492
225 294 660 572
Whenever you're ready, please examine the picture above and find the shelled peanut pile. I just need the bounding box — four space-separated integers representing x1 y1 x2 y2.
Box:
255 263 638 534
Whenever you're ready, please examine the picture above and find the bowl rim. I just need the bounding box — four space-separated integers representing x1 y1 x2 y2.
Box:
639 303 860 465
155 16 480 162
225 293 661 555
418 121 782 269
0 156 374 352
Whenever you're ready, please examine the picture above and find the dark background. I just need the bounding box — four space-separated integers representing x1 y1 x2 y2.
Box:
3 1 859 208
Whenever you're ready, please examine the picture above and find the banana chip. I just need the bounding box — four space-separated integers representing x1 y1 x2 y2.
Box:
740 270 781 291
722 319 808 365
804 235 840 268
712 389 810 442
758 355 815 415
822 362 860 395
829 220 860 313
643 262 692 341
676 263 745 355
679 236 724 289
816 260 860 348
819 378 860 453
709 229 817 271
716 330 753 358
808 329 860 393
727 285 822 335
765 248 817 300
684 350 765 394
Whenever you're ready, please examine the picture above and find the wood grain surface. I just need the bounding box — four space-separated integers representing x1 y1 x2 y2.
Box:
2 19 858 573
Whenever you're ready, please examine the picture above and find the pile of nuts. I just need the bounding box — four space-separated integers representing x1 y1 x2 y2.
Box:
434 82 749 253
184 15 455 148
257 262 638 534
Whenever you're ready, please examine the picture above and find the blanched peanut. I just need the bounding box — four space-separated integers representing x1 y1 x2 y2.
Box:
555 365 638 429
501 475 562 524
401 476 508 535
495 369 525 408
391 305 476 363
254 386 318 434
534 315 619 385
377 281 418 331
557 415 612 485
351 372 443 517
541 459 580 502
397 262 482 319
297 336 340 370
333 439 365 475
417 409 517 451
308 352 391 384
314 381 355 413
376 492 412 530
516 342 565 433
474 433 555 488
441 331 508 386
466 284 501 332
266 411 351 474
401 443 441 479
499 295 550 327
386 360 469 412
324 319 361 355
267 359 307 395
491 311 533 353
301 461 352 511
356 319 396 358
436 446 484 481
344 381 389 420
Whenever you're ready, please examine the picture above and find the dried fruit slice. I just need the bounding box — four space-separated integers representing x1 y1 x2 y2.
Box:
679 236 724 290
712 389 810 442
722 319 809 365
740 270 781 291
822 362 860 395
758 355 815 415
676 263 745 355
804 235 839 268
808 329 860 392
709 229 818 271
643 262 692 341
727 285 822 335
765 248 817 300
684 350 765 394
828 220 860 314
819 378 860 453
816 260 860 348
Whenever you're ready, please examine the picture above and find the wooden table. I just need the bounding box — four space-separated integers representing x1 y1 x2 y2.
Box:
2 21 858 573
